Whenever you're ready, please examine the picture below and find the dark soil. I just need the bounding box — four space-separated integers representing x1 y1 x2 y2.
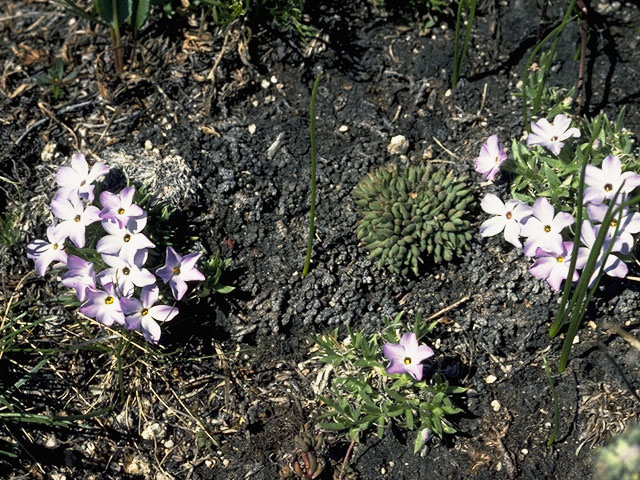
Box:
2 1 640 479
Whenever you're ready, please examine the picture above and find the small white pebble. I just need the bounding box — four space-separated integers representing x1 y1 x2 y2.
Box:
572 335 580 344
144 140 153 150
485 374 497 384
270 75 278 83
387 135 409 155
222 458 230 467
252 100 259 107
491 399 501 412
260 79 270 89
45 435 60 449
339 125 349 132
248 124 256 134
380 467 386 475
444 89 452 97
521 448 528 455
164 439 174 449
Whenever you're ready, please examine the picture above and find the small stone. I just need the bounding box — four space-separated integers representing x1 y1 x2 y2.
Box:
572 335 580 344
164 439 174 449
491 399 501 412
45 435 60 449
260 79 270 89
387 135 409 155
270 75 278 84
380 467 386 475
339 125 349 132
144 140 153 150
248 124 256 134
141 422 166 441
222 458 230 467
485 374 497 384
521 448 528 455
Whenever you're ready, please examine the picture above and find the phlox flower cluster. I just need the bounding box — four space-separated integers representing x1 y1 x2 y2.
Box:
26 153 205 343
476 123 640 291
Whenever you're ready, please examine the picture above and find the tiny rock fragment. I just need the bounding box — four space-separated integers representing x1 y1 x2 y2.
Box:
339 125 349 132
260 79 270 89
387 135 409 155
572 335 580 345
521 448 528 455
491 399 501 412
485 374 497 384
248 124 256 134
144 140 153 150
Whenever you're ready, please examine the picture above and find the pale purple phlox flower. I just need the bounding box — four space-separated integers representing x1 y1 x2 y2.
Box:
97 254 156 298
577 220 628 286
121 285 179 343
55 153 109 203
26 225 68 276
79 283 125 326
99 186 145 230
156 247 205 301
96 217 155 264
526 114 580 156
479 193 533 248
583 155 640 205
61 255 96 302
50 189 101 248
587 202 640 253
520 197 574 257
529 241 584 291
382 332 434 381
474 134 508 181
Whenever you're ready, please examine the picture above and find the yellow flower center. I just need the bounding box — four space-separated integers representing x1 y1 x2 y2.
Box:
118 207 125 215
550 136 558 142
544 225 551 233
556 256 564 263
122 267 130 275
80 180 86 186
610 219 618 227
173 266 181 275
404 357 412 365
74 215 81 222
604 183 613 192
123 234 131 242
494 156 500 165
505 211 512 220
105 296 114 305
53 243 59 250
141 308 149 316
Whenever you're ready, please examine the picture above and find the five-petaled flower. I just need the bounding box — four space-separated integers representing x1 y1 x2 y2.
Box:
520 197 574 257
50 189 101 248
79 283 125 327
479 194 532 248
156 247 205 301
26 226 68 276
529 241 583 291
587 202 640 252
99 186 145 230
96 217 155 264
583 155 640 205
121 286 179 343
474 134 507 181
526 114 581 155
61 255 96 302
97 254 156 298
382 332 434 381
55 153 109 203
577 220 628 286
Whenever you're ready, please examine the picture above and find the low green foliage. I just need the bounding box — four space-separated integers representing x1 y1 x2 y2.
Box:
35 59 78 101
354 163 474 275
314 312 464 453
594 424 640 480
504 110 635 214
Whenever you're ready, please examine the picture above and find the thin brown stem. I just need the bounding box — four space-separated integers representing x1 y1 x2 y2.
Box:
338 437 356 480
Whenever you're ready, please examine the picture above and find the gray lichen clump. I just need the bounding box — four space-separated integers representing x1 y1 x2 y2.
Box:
354 163 475 275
